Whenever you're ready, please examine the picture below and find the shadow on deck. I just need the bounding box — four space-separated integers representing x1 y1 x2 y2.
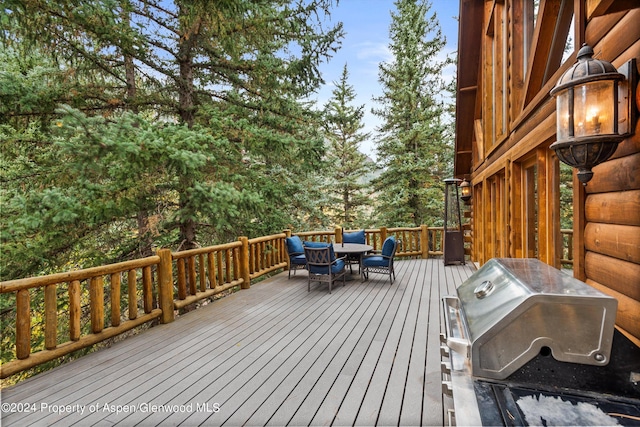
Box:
1 258 475 427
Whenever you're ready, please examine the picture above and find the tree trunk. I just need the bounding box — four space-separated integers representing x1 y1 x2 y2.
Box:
175 12 199 250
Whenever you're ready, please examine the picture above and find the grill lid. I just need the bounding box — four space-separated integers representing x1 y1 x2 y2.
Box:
443 258 618 380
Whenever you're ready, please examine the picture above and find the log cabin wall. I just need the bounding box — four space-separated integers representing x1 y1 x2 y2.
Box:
455 0 640 345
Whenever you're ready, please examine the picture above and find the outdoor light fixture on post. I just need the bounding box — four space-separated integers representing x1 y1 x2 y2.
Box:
459 179 471 203
550 44 637 184
443 178 465 265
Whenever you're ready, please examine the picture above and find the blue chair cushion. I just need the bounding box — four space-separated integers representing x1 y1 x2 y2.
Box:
308 259 345 275
290 254 306 265
381 237 396 257
286 236 304 255
362 256 388 267
303 241 330 248
343 230 365 244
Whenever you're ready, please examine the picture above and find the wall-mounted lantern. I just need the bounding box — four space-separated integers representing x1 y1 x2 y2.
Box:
459 179 471 203
550 44 637 184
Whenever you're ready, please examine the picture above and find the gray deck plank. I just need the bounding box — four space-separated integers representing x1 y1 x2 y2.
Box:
243 282 386 426
374 257 427 426
1 258 475 427
296 281 401 426
325 267 409 427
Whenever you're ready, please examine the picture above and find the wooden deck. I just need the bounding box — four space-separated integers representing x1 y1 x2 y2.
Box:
1 258 475 427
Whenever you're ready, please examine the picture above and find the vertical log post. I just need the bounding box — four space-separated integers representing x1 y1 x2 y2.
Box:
380 227 388 251
233 247 240 280
207 252 216 289
128 269 137 320
239 236 250 289
187 256 197 296
142 266 152 314
283 230 292 270
216 252 223 286
110 273 121 327
177 259 186 300
90 276 104 334
156 249 175 324
335 226 343 244
421 225 429 259
44 284 57 350
279 235 285 265
198 254 206 292
69 280 81 341
225 249 232 283
16 289 31 360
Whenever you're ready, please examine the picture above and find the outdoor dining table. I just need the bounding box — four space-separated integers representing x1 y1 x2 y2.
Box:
332 242 374 277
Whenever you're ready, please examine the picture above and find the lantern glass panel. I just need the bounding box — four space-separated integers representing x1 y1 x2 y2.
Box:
573 80 615 137
556 90 571 140
617 79 629 135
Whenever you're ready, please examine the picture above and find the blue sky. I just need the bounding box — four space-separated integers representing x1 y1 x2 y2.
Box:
312 0 460 159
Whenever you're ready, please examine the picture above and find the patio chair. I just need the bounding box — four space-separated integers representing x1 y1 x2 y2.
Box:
342 229 366 273
285 235 307 279
304 245 346 294
361 236 398 283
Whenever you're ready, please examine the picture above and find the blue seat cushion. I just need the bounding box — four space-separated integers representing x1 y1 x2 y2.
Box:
343 230 365 244
286 236 304 255
362 256 389 267
308 259 345 275
303 241 330 248
290 254 306 265
381 237 396 257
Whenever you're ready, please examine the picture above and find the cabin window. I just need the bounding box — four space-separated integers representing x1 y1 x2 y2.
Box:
487 172 507 258
519 0 575 111
486 0 508 152
522 0 539 77
521 156 539 258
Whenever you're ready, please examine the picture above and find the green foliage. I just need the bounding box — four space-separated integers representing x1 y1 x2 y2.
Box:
322 64 374 228
372 0 454 227
0 0 462 383
1 0 343 278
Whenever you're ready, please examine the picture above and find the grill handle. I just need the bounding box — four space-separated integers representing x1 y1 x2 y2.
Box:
442 296 470 358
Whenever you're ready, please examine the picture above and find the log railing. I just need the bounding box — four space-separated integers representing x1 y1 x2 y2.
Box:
0 253 172 379
0 226 444 379
171 242 246 310
332 226 443 258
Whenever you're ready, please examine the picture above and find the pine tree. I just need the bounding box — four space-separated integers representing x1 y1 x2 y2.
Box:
322 64 373 228
0 0 343 277
371 0 454 227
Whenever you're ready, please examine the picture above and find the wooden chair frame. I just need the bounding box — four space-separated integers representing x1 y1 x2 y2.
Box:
304 246 346 294
361 238 398 283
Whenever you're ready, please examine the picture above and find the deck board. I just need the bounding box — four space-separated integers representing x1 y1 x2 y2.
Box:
1 258 474 427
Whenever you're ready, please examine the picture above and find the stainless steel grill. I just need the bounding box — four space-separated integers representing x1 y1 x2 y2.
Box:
440 258 640 426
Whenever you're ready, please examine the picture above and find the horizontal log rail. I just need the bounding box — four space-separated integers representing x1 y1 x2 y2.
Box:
0 254 171 379
0 225 448 380
171 241 245 310
330 226 443 258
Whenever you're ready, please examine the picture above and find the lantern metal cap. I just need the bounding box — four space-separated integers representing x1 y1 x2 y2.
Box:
550 44 624 96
